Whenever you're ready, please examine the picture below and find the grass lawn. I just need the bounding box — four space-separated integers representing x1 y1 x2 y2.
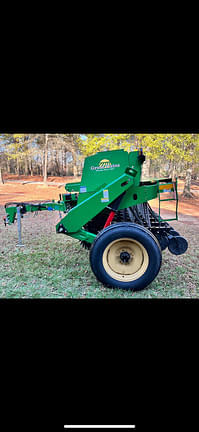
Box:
0 205 199 298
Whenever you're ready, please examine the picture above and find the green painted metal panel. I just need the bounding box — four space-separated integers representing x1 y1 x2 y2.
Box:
56 172 135 234
67 229 96 243
65 182 81 192
118 183 159 209
79 150 128 194
77 150 141 200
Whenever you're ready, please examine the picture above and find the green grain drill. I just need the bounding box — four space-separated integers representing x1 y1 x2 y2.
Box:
4 149 188 291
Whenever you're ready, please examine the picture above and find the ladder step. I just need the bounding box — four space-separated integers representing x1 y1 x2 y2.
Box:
159 199 176 202
160 218 178 222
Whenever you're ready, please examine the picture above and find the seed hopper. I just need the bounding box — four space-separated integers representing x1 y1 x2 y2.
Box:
4 149 188 291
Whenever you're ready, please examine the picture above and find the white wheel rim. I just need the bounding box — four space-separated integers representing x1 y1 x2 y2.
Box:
102 237 149 282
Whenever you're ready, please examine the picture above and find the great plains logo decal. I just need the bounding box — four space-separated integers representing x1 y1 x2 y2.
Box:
91 159 120 171
99 159 112 168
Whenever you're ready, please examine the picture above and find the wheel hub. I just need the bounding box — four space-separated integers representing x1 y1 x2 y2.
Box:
120 251 131 263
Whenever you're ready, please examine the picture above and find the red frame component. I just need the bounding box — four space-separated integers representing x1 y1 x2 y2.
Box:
103 211 116 228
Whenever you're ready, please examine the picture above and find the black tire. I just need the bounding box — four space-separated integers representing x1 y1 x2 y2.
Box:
89 222 162 291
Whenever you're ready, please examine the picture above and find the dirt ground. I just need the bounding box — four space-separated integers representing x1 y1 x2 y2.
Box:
3 173 77 183
0 176 80 205
0 176 199 226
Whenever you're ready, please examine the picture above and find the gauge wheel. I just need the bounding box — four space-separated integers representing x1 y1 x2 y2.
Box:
89 222 162 291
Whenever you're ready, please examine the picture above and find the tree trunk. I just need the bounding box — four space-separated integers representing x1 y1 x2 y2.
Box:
29 158 33 176
54 150 60 176
64 150 68 175
168 160 173 178
24 157 29 176
0 167 4 184
62 150 65 175
16 158 20 175
172 164 176 180
43 134 48 184
70 148 77 177
70 136 78 177
7 159 10 174
73 159 78 176
65 161 69 176
183 168 193 198
141 157 150 180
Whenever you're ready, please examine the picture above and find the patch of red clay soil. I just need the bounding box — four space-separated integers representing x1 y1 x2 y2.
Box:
3 174 78 183
0 176 80 205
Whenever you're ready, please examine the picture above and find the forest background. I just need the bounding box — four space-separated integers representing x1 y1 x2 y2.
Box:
0 133 199 197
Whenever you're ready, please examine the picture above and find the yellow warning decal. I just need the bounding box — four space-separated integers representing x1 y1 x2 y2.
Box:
101 189 109 202
159 183 174 192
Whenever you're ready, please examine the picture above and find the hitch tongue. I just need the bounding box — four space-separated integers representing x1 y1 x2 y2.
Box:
16 206 24 247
